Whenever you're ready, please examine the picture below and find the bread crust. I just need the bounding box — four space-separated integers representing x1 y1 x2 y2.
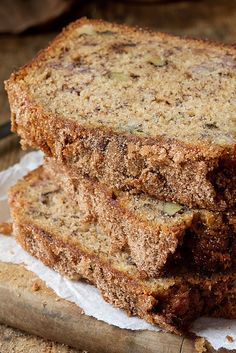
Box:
8 167 236 335
45 159 236 277
5 17 236 211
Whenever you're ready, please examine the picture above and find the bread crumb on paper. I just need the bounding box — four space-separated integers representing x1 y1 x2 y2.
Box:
226 335 234 343
195 337 207 353
0 222 13 236
32 281 41 292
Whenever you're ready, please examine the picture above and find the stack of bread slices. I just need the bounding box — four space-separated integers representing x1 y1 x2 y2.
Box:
5 18 236 335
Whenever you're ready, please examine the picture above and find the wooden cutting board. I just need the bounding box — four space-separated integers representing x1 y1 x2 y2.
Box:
0 260 205 353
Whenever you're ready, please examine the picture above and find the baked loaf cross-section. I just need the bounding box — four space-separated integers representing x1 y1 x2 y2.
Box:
46 158 236 277
5 18 236 210
9 167 236 335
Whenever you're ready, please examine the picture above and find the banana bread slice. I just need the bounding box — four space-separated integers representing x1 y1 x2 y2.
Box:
45 158 236 278
8 166 236 335
5 18 236 211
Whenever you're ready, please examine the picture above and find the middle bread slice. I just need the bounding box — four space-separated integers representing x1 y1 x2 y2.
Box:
8 165 236 335
45 158 236 277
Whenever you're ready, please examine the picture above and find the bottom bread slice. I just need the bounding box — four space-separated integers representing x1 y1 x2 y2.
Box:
9 166 236 335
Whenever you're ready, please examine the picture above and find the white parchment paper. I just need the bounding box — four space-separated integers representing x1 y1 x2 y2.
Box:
0 151 235 350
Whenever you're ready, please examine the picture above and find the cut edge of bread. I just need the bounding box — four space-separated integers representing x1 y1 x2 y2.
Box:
8 166 236 335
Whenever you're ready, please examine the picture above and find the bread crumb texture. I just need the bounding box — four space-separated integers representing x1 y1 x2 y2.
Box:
8 167 236 335
194 337 207 353
21 21 236 144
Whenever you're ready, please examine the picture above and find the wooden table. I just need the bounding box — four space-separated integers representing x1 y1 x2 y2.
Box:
0 2 236 351
0 324 80 353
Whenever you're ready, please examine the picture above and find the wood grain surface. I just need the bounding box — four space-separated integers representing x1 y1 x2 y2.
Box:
0 324 81 353
0 32 55 172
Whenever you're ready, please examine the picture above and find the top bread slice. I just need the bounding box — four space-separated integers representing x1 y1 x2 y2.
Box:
5 18 236 210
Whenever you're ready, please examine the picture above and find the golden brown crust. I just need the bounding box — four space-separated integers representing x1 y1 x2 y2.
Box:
8 166 236 335
5 18 236 211
45 160 236 277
